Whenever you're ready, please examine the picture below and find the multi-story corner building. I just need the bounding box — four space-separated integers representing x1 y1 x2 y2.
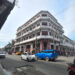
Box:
15 11 64 53
14 10 75 55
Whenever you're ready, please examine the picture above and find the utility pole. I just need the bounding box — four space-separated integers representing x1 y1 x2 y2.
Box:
53 31 55 50
35 32 37 53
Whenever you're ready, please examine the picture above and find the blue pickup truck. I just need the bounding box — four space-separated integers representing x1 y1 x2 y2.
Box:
35 50 58 61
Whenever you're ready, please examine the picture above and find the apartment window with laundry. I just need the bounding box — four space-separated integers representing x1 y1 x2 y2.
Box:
42 22 47 26
42 31 48 35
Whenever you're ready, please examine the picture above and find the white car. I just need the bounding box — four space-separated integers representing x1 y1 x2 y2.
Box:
21 52 36 61
0 52 6 58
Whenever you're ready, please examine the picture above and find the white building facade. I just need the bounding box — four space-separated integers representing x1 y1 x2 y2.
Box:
14 11 75 55
60 35 75 56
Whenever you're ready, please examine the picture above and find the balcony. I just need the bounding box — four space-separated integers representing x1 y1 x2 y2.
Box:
15 35 60 45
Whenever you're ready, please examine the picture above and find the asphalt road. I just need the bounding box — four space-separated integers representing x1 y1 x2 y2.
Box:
0 54 68 75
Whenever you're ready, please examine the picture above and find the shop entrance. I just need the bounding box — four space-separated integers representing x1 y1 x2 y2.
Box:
26 44 30 52
56 46 58 50
51 45 54 49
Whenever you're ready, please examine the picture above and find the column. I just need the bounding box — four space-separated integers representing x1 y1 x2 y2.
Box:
54 43 56 50
30 43 33 54
40 31 42 36
47 39 50 50
24 45 26 53
19 45 21 52
40 40 44 51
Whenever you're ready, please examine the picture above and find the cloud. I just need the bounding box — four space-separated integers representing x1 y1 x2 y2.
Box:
63 2 75 37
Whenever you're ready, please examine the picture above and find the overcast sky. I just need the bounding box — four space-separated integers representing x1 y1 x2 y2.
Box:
0 0 75 48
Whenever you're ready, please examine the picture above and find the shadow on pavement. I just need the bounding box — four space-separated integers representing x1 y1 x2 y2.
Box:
55 59 66 62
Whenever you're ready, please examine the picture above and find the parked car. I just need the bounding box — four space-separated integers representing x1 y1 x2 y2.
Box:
0 52 6 58
21 52 36 61
35 50 58 61
16 52 22 55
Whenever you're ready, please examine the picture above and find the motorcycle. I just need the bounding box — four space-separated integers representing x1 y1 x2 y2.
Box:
67 59 75 75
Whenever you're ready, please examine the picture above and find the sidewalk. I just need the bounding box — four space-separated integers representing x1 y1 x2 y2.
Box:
57 56 75 63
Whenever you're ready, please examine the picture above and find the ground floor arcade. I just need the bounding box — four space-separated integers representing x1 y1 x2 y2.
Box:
59 46 75 56
13 39 60 54
12 39 75 56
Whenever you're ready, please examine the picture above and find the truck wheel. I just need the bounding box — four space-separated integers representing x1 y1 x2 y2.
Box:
45 57 49 61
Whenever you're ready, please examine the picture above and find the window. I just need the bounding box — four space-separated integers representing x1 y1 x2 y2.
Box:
17 32 21 37
27 29 29 32
24 37 25 40
37 15 40 18
30 27 32 30
37 23 40 26
55 35 56 38
49 23 51 26
37 32 40 36
26 37 28 40
29 36 32 39
42 31 48 35
49 32 51 36
33 26 35 29
42 22 47 26
32 34 35 37
42 14 47 17
57 36 58 39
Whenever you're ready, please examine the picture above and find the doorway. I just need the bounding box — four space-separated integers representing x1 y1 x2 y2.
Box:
26 44 30 52
44 41 47 50
51 45 54 49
